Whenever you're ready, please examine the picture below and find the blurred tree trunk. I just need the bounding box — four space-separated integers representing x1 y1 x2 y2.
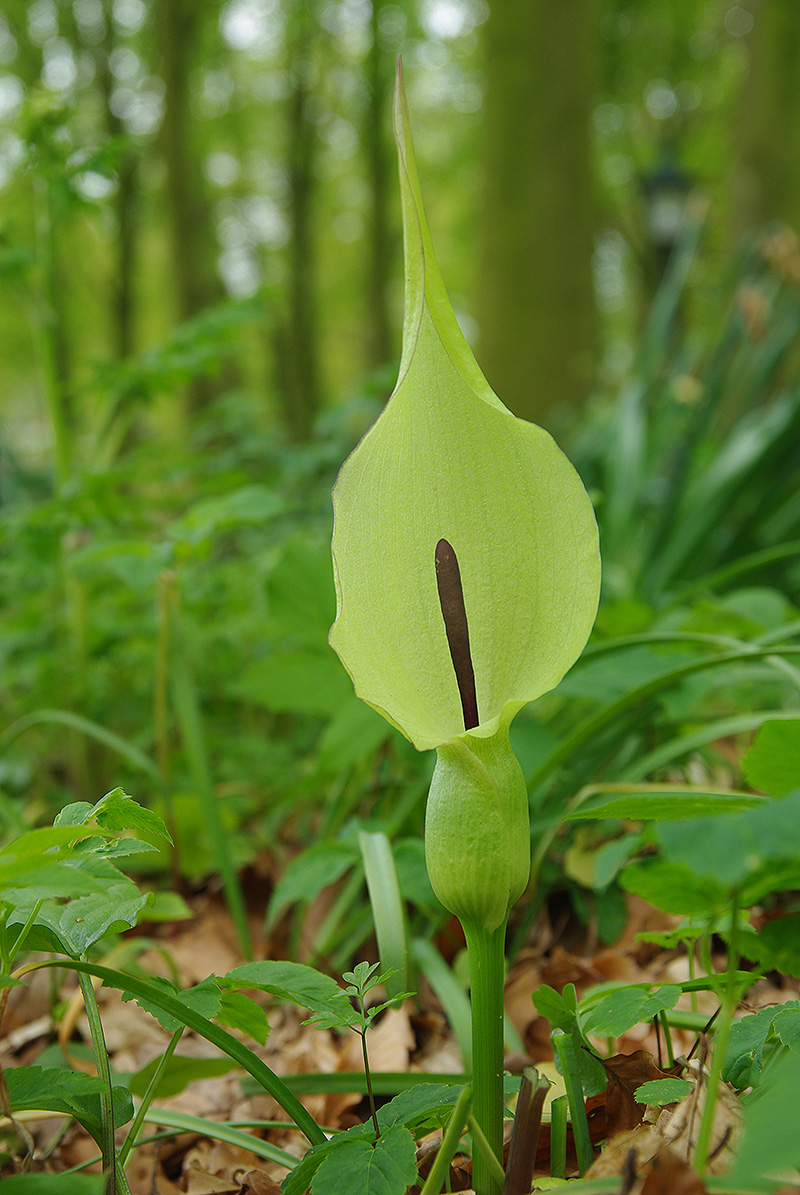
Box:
156 0 227 410
364 0 394 370
273 2 322 441
96 6 138 363
734 0 800 236
477 0 599 428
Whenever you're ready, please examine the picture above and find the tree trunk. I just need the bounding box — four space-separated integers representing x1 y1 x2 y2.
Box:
156 0 227 410
477 0 599 428
734 0 800 236
364 0 394 370
274 2 322 441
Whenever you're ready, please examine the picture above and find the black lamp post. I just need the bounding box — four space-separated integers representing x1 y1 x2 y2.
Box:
641 155 692 283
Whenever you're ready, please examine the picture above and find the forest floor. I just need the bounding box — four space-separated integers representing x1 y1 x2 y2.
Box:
2 882 798 1194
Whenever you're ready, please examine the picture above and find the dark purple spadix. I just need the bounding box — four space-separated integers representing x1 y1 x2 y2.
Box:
435 538 479 731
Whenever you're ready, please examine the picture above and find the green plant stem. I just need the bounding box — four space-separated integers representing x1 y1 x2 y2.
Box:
694 892 740 1176
419 1084 471 1195
550 1093 568 1179
167 590 252 961
77 971 131 1195
553 1030 593 1176
468 1113 507 1189
359 1025 380 1138
462 920 506 1195
118 1028 183 1168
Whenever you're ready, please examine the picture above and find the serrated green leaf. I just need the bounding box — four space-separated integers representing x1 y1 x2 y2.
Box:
92 787 172 845
225 960 351 1021
281 1124 374 1195
311 1124 417 1195
5 1066 133 1145
743 719 800 796
377 1083 464 1133
633 1078 694 1105
217 990 270 1045
582 986 681 1039
722 1006 787 1089
124 974 222 1034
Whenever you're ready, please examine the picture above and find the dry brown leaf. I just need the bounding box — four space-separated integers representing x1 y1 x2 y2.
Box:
655 1068 742 1174
640 1148 707 1195
584 1124 663 1178
602 1051 678 1135
236 1171 283 1195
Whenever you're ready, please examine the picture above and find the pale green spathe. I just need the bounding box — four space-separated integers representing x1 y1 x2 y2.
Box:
329 68 600 752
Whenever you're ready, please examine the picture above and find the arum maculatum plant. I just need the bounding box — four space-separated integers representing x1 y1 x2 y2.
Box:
330 65 601 1195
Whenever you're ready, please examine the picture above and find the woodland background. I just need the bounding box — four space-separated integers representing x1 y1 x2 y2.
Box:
3 0 800 452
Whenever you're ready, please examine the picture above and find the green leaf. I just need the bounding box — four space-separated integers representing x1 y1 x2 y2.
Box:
128 1053 241 1099
620 858 728 916
722 1006 792 1089
231 650 351 716
532 985 606 1097
751 914 800 973
0 1176 104 1194
281 1124 374 1195
568 789 766 821
124 975 222 1034
311 1124 417 1195
217 989 270 1045
225 960 352 1023
328 69 599 751
377 1083 464 1134
633 1078 694 1105
171 484 285 545
267 842 359 928
91 787 172 845
581 986 681 1039
5 1066 133 1145
730 1050 800 1190
743 719 800 796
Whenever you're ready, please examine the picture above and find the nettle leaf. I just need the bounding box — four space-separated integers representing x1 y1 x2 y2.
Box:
281 1124 374 1195
91 787 172 846
311 1124 417 1195
634 1078 694 1106
225 960 353 1024
581 985 682 1039
744 719 800 796
217 990 270 1045
5 1066 133 1145
328 67 600 752
377 1083 465 1134
124 975 222 1034
723 1003 800 1089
